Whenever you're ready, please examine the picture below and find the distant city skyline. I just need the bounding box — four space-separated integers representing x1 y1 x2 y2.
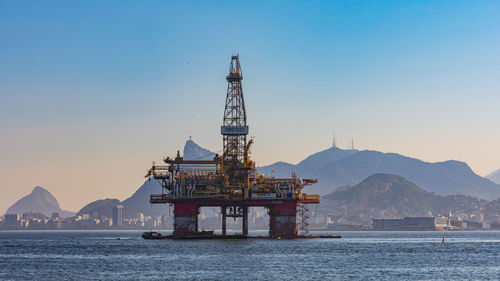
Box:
1 1 499 213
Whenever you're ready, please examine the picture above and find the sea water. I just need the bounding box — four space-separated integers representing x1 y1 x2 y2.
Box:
1 230 500 280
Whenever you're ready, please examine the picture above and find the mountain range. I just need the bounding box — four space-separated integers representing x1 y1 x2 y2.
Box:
5 186 75 218
320 173 492 225
6 140 500 221
258 147 500 200
76 141 500 218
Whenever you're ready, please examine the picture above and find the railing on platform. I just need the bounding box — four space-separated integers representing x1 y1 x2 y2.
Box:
150 194 169 203
299 193 320 204
151 192 319 203
153 170 169 179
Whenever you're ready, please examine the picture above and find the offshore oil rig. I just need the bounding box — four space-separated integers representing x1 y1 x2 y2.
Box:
146 55 321 239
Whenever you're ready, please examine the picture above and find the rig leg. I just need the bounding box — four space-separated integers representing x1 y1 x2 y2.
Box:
267 207 274 237
173 202 198 238
195 210 199 232
222 206 227 236
269 201 298 238
242 206 248 236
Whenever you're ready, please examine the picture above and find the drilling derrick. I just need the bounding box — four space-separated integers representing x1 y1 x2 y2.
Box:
221 56 252 196
222 56 247 169
146 55 321 239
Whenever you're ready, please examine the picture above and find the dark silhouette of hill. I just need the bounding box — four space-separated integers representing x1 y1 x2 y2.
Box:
77 179 167 219
321 174 487 225
5 186 75 218
258 147 500 200
120 179 167 218
76 199 120 218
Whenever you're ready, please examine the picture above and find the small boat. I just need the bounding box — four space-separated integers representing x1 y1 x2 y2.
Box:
142 231 164 239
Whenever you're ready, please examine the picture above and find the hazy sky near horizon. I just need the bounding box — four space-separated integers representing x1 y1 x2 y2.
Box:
1 1 500 213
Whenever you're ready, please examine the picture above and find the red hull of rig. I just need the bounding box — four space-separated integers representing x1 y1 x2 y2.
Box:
146 56 319 239
151 197 309 239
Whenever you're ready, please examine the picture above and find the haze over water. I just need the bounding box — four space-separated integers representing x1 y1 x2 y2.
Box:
1 231 500 280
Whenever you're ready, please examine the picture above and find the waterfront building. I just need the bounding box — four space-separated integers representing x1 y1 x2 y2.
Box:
112 205 124 227
372 216 451 230
490 221 500 230
463 221 483 230
4 214 21 229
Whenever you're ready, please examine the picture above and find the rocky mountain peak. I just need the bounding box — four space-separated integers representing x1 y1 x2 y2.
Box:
183 139 215 160
5 186 74 218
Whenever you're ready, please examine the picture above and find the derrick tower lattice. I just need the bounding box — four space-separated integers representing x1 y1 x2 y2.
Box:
222 55 248 169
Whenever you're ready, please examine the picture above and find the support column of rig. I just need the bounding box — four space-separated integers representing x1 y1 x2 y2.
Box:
269 201 298 238
173 202 199 238
221 207 227 236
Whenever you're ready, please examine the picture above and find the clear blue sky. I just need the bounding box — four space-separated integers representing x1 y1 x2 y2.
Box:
1 0 499 212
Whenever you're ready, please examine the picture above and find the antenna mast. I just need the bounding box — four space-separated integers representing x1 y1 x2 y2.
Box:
332 132 336 148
